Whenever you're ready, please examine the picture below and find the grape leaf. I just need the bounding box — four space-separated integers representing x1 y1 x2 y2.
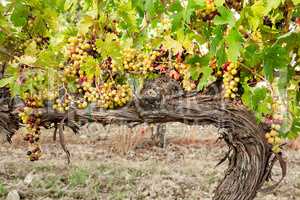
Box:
162 36 183 53
292 0 300 5
169 0 184 12
0 77 14 88
213 6 235 27
0 31 5 44
11 2 30 27
187 55 214 91
64 0 77 10
243 43 262 67
263 44 289 81
216 42 227 68
96 33 121 63
197 65 215 91
171 12 184 31
210 26 224 55
241 82 272 121
184 0 205 23
80 56 100 80
144 0 164 18
78 15 95 35
225 27 243 62
214 0 225 7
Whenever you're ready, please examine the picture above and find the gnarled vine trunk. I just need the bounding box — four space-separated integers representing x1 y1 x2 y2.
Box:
0 77 284 200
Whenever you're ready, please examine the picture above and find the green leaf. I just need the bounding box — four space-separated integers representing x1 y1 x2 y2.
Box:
225 27 243 62
263 44 289 81
67 80 77 93
187 55 214 91
169 0 184 12
25 41 38 56
292 0 300 5
213 6 235 27
214 0 225 7
36 49 61 68
184 0 205 23
11 2 30 27
197 65 215 91
0 31 5 44
187 55 210 66
80 56 100 80
210 26 224 55
171 12 184 31
288 115 300 139
243 43 262 67
216 42 227 68
241 82 272 121
64 0 77 10
96 33 121 62
0 77 14 88
144 0 165 18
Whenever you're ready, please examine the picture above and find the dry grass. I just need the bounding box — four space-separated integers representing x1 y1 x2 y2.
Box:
109 126 153 155
1 124 300 200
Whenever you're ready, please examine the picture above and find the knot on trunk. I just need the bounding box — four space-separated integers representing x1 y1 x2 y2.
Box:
137 76 184 110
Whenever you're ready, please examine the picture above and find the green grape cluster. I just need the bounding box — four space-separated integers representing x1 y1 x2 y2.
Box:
64 36 94 77
53 95 73 112
195 0 217 21
76 75 98 104
100 57 118 72
76 99 89 109
84 85 99 103
97 81 132 109
122 48 154 73
182 79 196 91
265 100 285 153
19 107 42 161
223 62 239 99
265 129 282 153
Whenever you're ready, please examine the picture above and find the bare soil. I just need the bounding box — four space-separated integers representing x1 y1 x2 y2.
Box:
0 123 300 200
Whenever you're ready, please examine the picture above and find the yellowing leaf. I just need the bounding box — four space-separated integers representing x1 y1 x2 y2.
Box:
79 15 95 35
18 55 37 65
162 36 183 53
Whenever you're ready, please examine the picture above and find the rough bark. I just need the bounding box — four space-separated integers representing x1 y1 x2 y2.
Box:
0 77 284 200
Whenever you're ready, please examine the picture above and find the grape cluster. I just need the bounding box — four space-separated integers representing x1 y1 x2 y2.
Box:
182 79 196 92
223 62 239 99
225 0 242 11
265 100 285 153
53 95 73 112
97 81 132 109
23 93 44 108
64 36 95 77
101 57 118 73
265 129 282 153
174 62 196 91
19 107 42 161
209 58 223 77
122 48 154 74
76 75 98 105
195 0 217 21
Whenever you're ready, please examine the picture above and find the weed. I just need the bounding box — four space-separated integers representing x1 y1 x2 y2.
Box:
69 168 89 187
0 181 7 197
